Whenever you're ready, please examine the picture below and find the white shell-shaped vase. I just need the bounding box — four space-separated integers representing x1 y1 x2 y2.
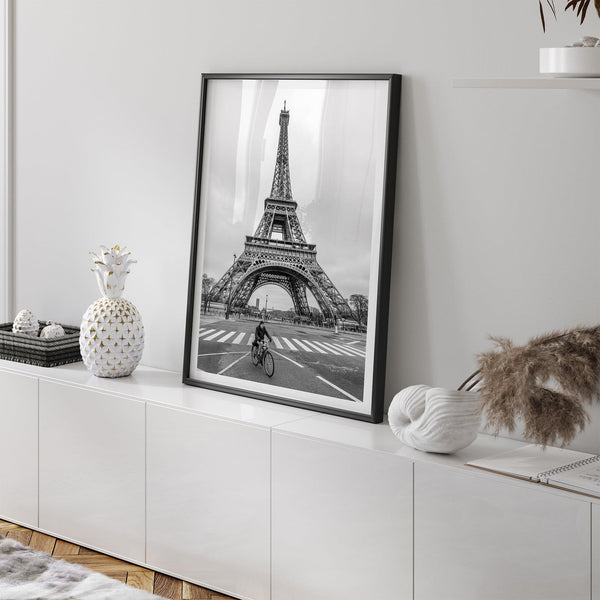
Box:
388 385 482 454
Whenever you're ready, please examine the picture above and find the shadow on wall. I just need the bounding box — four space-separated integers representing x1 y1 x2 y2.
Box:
384 76 468 411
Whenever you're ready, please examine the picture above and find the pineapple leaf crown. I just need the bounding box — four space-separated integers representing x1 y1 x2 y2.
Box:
90 244 137 300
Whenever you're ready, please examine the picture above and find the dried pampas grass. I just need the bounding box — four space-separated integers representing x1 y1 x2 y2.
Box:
474 326 600 447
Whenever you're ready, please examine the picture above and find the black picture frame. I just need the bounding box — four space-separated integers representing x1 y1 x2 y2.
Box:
183 73 401 423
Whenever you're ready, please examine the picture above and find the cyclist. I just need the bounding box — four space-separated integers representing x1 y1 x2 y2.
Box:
252 320 273 355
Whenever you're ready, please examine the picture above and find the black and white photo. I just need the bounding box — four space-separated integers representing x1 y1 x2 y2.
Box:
184 74 401 422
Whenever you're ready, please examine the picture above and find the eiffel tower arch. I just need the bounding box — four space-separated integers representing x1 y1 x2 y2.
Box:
210 102 354 321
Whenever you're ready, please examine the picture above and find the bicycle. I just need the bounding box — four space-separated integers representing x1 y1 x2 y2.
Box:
251 340 275 378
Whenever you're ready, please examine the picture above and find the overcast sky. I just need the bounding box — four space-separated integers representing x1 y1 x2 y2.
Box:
197 78 388 311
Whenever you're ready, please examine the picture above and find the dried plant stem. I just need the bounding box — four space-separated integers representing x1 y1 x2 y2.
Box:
461 326 600 447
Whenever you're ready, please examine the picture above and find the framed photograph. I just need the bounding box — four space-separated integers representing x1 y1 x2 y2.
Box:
183 73 401 422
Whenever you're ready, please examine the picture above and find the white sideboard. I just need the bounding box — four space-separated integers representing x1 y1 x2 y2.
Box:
0 359 598 600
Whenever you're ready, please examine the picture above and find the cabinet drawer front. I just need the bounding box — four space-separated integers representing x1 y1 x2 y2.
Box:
415 462 590 600
593 504 600 600
271 431 413 600
146 404 270 600
0 370 38 527
39 380 145 562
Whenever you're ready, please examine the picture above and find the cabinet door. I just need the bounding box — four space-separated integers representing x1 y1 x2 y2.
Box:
146 404 270 600
39 380 145 561
0 370 38 527
593 503 600 600
415 462 590 600
271 431 413 600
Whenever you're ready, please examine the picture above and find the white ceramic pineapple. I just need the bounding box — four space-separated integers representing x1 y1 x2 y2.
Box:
80 245 144 378
13 309 39 336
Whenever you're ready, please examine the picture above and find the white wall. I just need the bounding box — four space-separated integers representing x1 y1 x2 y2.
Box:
12 1 600 450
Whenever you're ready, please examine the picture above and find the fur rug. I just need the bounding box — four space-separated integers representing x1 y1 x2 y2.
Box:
0 535 164 600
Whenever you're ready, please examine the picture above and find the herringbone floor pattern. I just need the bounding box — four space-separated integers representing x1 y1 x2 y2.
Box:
0 519 233 599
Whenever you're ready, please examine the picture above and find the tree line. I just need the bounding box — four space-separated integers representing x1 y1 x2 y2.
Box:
201 273 368 325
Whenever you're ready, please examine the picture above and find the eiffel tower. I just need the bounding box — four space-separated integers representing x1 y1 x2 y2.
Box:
209 102 354 321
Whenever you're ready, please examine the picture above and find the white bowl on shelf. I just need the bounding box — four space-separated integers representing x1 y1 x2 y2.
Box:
540 47 600 77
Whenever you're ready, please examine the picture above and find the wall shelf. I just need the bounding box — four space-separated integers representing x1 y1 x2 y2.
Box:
454 77 600 89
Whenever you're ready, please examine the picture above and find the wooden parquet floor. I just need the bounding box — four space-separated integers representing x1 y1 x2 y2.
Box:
0 519 234 599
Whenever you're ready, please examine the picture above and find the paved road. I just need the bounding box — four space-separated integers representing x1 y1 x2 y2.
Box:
197 318 366 402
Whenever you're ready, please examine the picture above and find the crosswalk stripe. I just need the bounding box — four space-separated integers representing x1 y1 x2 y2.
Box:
281 337 298 351
198 329 216 338
348 347 366 356
343 345 366 357
344 348 366 357
271 350 305 369
303 340 327 354
204 329 227 341
199 328 366 359
293 339 312 352
330 343 365 357
320 342 355 357
218 352 249 375
311 341 341 355
317 375 360 402
218 331 236 343
232 332 246 344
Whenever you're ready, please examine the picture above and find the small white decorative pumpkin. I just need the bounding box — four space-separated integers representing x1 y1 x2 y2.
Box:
40 321 65 339
388 385 482 454
12 309 39 336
